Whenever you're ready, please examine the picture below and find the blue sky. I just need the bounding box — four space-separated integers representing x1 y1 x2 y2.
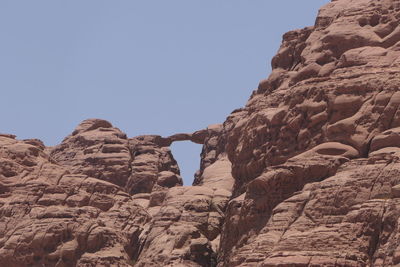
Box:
1 0 329 185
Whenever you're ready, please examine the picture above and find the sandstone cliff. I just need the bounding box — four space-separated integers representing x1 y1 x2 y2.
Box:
2 0 400 266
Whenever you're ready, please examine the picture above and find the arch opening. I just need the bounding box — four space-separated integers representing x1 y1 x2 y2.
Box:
170 141 202 186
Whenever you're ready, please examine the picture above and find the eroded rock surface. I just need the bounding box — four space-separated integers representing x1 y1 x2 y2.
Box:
2 0 400 266
0 119 232 267
218 0 400 265
0 130 151 266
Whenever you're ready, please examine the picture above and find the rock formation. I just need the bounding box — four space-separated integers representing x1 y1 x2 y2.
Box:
1 0 400 266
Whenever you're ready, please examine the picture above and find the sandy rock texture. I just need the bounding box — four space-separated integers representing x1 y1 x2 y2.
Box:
2 0 400 266
0 125 151 266
218 0 400 265
0 119 232 267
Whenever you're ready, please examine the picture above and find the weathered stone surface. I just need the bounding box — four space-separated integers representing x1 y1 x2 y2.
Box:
216 0 400 265
2 0 400 266
135 186 231 266
226 156 400 266
0 134 151 266
0 118 233 266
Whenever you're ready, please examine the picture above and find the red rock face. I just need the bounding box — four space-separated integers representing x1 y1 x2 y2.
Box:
219 0 400 265
2 0 400 266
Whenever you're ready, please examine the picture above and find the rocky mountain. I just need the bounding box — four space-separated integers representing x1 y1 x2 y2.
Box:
1 0 400 266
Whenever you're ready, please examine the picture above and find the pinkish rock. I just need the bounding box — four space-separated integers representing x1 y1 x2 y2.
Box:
2 0 400 266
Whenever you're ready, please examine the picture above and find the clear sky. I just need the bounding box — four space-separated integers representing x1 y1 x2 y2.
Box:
1 0 329 185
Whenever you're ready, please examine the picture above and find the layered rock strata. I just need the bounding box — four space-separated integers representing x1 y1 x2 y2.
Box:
2 0 400 266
